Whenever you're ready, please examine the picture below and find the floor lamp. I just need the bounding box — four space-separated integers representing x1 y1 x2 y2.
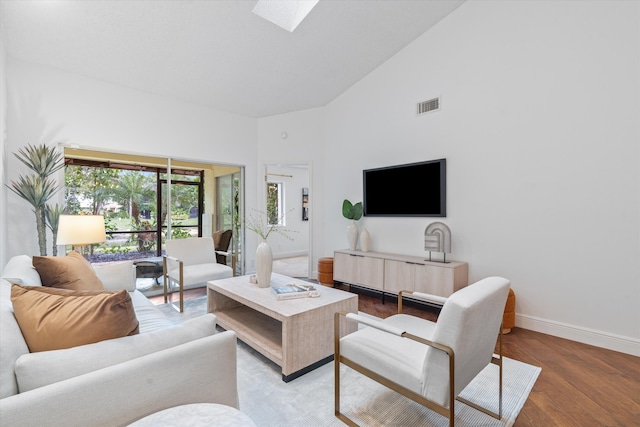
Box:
56 214 106 255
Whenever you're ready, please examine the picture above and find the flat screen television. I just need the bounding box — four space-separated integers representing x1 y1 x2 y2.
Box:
363 158 446 217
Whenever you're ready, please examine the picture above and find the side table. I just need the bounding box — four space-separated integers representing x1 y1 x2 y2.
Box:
133 257 164 285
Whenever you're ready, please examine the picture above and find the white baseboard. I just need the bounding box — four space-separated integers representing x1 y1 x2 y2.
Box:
516 313 640 357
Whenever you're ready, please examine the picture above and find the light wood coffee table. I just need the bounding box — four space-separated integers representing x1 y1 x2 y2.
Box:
207 273 358 382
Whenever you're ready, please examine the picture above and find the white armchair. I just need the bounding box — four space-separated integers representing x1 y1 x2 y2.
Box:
163 237 233 312
334 276 511 427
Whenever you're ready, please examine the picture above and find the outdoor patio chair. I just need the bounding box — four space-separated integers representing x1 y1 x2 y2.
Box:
213 229 233 265
163 237 233 312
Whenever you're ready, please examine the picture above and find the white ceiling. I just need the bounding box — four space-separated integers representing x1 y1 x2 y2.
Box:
0 0 465 118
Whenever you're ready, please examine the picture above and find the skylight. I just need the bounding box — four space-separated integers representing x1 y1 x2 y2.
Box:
252 0 320 32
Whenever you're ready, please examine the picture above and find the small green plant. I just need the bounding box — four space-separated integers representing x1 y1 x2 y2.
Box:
44 203 64 256
342 199 362 221
98 244 131 255
169 222 194 239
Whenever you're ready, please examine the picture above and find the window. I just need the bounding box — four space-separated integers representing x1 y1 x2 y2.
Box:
64 157 204 260
62 147 246 279
266 181 284 226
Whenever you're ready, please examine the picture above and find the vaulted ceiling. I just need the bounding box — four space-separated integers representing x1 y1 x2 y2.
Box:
1 0 465 118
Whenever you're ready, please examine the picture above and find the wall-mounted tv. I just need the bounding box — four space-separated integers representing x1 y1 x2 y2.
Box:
363 159 446 217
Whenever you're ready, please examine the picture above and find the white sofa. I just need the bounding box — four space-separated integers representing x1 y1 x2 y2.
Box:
0 255 239 427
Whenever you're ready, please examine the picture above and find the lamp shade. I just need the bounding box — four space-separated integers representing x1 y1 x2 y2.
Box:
57 215 106 246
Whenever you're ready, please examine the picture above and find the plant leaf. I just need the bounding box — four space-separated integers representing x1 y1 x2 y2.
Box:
45 203 64 232
342 199 362 220
352 202 363 221
7 175 59 208
342 199 353 219
14 143 64 177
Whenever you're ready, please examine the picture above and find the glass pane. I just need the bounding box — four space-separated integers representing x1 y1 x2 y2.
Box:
64 166 160 262
162 182 200 239
267 182 283 226
215 172 243 275
160 172 200 182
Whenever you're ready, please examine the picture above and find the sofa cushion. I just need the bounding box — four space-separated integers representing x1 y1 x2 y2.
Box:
11 285 139 352
15 313 218 392
0 255 42 287
0 280 30 398
128 290 176 333
32 250 104 291
167 263 233 287
340 313 430 396
92 261 136 292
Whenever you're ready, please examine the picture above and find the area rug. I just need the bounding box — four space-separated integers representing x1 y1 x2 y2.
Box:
155 297 541 426
155 296 209 322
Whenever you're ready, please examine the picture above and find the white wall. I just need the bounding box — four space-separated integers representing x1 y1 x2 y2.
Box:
257 108 325 274
0 34 7 268
324 0 639 354
265 1 639 355
4 59 259 267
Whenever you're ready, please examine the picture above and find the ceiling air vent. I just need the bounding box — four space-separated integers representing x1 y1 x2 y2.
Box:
417 97 440 116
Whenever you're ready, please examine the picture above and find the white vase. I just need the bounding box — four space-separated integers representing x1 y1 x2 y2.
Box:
360 228 370 252
256 240 273 288
347 221 359 250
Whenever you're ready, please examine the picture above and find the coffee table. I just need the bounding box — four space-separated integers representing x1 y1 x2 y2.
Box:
207 273 358 382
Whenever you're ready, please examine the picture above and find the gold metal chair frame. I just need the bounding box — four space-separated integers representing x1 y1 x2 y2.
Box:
334 290 503 427
162 255 184 313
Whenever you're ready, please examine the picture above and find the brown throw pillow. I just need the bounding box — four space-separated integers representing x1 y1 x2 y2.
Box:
32 250 104 291
11 285 139 352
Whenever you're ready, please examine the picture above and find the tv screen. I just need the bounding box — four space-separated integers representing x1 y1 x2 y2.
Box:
363 159 446 217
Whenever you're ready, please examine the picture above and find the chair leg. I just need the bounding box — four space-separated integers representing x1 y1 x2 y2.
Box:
334 313 359 427
162 257 168 304
178 264 184 313
334 322 340 418
456 327 504 420
498 326 503 418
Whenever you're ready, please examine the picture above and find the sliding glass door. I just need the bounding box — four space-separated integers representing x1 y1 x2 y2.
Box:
62 148 245 276
216 171 242 275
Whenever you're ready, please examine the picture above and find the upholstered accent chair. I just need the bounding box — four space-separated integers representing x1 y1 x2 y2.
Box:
163 237 233 312
334 276 511 427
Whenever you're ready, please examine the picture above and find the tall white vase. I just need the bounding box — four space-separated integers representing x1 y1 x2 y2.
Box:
256 239 273 288
360 228 370 252
347 221 359 250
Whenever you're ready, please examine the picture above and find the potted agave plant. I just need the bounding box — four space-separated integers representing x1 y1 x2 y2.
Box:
342 199 362 251
7 144 64 256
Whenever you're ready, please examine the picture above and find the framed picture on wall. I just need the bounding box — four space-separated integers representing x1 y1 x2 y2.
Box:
302 188 309 221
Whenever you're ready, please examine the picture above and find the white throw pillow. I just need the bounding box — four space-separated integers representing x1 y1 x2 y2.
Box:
92 261 136 292
1 255 42 287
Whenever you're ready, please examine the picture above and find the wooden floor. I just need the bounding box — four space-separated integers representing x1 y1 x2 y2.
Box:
150 284 640 426
335 284 640 427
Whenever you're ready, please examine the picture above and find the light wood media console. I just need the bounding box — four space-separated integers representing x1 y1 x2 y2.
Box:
333 249 468 301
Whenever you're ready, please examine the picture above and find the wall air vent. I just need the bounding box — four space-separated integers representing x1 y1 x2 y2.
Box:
417 97 440 116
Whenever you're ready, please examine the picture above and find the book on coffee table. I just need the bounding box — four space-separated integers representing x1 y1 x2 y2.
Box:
271 283 315 300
